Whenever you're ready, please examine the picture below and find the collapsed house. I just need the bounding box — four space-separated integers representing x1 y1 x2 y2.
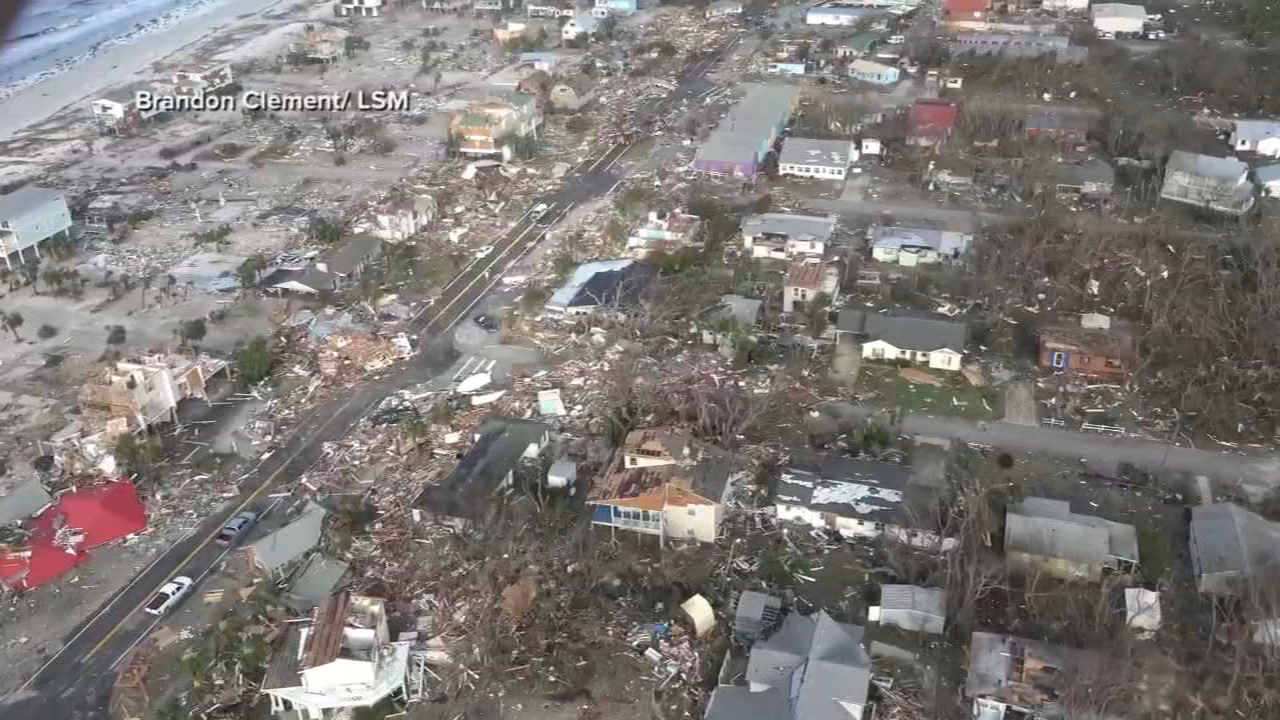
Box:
966 632 1090 720
0 481 147 591
1038 313 1134 379
587 428 735 544
261 592 412 718
272 234 383 295
354 194 436 242
543 259 656 317
1004 497 1140 581
1159 150 1255 215
81 353 229 432
414 417 550 526
707 611 872 720
781 260 839 314
171 63 235 96
626 210 704 257
1230 119 1280 157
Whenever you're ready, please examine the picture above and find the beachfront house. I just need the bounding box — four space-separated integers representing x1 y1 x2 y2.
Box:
0 187 72 271
90 88 159 136
171 64 235 96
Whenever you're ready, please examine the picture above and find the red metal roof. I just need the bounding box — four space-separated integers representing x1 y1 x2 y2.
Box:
911 100 959 138
944 0 989 13
0 481 147 591
786 261 825 290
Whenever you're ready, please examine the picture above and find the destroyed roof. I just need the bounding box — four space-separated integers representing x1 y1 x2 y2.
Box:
545 259 655 311
247 500 328 573
786 261 827 290
261 623 305 691
1006 496 1139 566
838 31 880 52
910 99 958 137
0 476 53 526
1190 503 1280 579
305 591 352 668
553 74 598 95
870 225 969 254
736 590 782 628
320 234 382 275
1040 316 1134 357
286 553 350 613
0 186 63 220
1165 150 1249 181
1055 158 1116 185
778 453 910 521
416 417 548 519
779 138 854 167
590 439 735 507
836 310 967 353
1233 119 1280 143
966 632 1078 708
741 213 837 241
879 584 945 617
1025 110 1090 132
715 294 764 326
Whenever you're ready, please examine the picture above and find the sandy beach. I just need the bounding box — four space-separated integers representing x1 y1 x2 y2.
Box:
0 0 294 141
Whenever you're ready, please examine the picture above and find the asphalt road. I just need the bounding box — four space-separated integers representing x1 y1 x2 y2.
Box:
0 36 739 720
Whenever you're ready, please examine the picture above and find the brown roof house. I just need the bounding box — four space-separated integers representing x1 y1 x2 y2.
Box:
550 75 599 112
1039 313 1134 379
260 592 413 716
782 259 839 314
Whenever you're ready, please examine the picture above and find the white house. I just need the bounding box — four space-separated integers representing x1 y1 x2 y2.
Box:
705 0 744 18
740 213 837 259
355 194 435 242
869 225 972 266
562 13 599 41
835 310 967 371
1091 3 1146 35
779 138 857 180
336 0 387 16
783 260 839 314
626 210 703 257
261 592 412 718
1230 120 1280 157
0 187 72 270
1041 0 1088 11
870 585 946 634
860 138 882 156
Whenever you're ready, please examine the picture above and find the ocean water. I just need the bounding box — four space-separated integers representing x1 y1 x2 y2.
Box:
0 0 197 88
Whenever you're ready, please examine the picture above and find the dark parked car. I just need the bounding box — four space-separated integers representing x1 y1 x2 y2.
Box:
473 313 499 332
214 511 259 547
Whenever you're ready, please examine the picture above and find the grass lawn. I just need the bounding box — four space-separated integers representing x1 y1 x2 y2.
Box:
856 363 1003 420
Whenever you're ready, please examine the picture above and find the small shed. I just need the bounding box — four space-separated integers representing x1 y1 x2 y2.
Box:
734 590 783 642
1124 588 1161 637
870 584 946 634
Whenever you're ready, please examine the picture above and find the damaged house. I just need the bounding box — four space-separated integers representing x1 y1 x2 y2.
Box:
287 26 350 63
415 417 550 526
261 592 412 718
782 260 839 314
90 88 160 136
543 259 657 317
246 500 329 577
775 452 953 549
272 234 383 295
355 194 436 242
1046 158 1115 199
550 75 598 112
967 632 1096 720
740 213 837 260
707 611 872 720
1189 502 1280 596
907 99 958 148
1005 496 1140 581
626 210 704 257
171 63 235 96
835 310 967 372
1039 313 1134 379
1159 150 1255 215
587 428 736 544
81 353 229 432
449 93 543 162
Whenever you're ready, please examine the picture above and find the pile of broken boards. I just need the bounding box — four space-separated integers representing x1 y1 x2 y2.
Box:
285 309 413 381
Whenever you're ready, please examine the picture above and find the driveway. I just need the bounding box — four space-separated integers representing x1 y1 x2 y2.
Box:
819 400 1279 488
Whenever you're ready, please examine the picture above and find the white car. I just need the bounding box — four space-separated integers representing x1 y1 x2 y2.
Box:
474 245 495 259
887 34 905 44
530 202 550 221
144 576 194 616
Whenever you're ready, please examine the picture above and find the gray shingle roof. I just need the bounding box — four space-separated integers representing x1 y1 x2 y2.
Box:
1165 150 1249 182
778 453 911 522
248 500 328 573
321 234 382 275
0 187 63 221
416 417 548 519
879 584 945 617
0 477 53 526
835 310 967 353
746 612 813 686
780 138 854 168
285 552 350 613
1234 119 1280 143
1191 502 1280 578
1005 496 1139 566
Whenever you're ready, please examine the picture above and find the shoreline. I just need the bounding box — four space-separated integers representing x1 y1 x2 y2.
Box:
0 0 295 142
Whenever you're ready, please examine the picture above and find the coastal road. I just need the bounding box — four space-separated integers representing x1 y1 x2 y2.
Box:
0 34 740 720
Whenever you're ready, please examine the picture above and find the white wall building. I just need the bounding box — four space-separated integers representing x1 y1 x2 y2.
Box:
562 13 599 40
1041 0 1088 10
1230 120 1280 157
1091 3 1146 35
835 310 967 372
869 225 972 266
779 138 858 179
261 593 412 719
337 0 386 17
357 194 436 242
782 260 839 314
741 213 837 259
0 187 72 270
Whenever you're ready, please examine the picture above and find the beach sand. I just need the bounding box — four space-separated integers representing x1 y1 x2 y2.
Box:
0 0 296 142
